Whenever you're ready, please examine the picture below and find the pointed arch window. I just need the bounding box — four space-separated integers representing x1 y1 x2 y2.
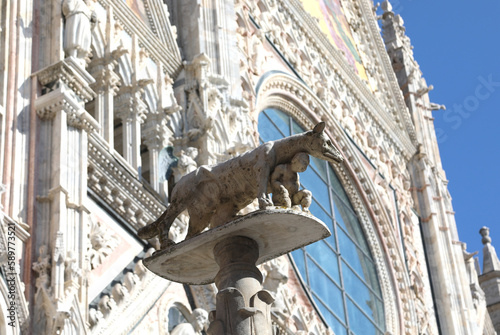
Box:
258 108 385 335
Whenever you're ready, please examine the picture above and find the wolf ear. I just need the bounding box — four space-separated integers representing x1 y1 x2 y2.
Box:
313 122 326 134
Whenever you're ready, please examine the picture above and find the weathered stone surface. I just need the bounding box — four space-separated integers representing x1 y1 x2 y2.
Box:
143 209 330 285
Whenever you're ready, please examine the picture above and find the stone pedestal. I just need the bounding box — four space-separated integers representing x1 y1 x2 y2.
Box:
209 236 273 335
143 209 330 334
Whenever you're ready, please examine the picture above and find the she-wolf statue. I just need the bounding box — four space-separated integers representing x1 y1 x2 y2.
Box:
138 122 343 249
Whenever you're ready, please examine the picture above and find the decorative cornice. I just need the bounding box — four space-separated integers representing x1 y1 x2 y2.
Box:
89 63 121 95
142 112 168 149
90 250 170 334
144 0 179 49
114 89 149 122
67 108 101 132
33 57 96 103
87 134 165 231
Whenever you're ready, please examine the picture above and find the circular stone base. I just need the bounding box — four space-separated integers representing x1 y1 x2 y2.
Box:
143 209 331 285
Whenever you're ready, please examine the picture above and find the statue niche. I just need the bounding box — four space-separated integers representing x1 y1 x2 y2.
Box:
138 122 343 249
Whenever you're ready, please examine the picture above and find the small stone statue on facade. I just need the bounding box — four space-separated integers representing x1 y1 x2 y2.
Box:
62 0 93 64
462 242 485 309
32 245 51 293
170 309 208 335
462 243 479 285
174 147 199 182
64 250 81 282
270 152 312 212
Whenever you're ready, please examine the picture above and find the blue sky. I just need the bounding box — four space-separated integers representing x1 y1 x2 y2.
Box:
385 0 500 269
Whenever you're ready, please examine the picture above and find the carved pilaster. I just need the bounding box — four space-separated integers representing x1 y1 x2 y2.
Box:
409 150 480 334
380 0 440 162
169 0 241 97
32 57 95 334
142 112 167 192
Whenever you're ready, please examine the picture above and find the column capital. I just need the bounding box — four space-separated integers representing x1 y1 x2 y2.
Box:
35 85 100 133
89 63 121 95
88 46 127 94
115 88 149 122
142 113 168 148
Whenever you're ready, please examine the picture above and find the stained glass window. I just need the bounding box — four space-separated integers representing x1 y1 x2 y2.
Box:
258 108 385 335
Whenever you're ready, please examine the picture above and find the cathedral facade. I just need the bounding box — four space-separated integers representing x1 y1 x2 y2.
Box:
0 0 498 333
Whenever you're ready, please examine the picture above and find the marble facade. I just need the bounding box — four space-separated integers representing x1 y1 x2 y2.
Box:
0 0 497 333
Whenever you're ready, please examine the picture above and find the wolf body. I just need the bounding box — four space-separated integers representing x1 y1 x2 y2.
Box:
137 122 343 248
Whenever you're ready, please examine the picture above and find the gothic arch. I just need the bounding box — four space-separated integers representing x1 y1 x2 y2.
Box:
142 83 157 114
116 54 133 87
158 293 195 335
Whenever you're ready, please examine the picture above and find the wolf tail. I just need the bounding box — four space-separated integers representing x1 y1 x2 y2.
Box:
137 205 170 239
137 221 160 239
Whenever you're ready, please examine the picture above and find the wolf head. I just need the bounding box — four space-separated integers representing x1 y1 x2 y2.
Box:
307 122 344 164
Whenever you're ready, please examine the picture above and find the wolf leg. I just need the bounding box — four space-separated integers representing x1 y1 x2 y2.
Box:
210 201 238 228
137 206 171 239
158 203 186 249
186 211 214 239
255 147 275 209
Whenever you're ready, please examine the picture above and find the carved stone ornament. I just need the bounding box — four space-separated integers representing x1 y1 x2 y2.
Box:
88 248 162 334
138 122 343 249
89 216 119 270
32 245 51 293
170 308 209 335
173 147 199 182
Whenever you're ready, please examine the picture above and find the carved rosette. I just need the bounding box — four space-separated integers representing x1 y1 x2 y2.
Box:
88 216 119 270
